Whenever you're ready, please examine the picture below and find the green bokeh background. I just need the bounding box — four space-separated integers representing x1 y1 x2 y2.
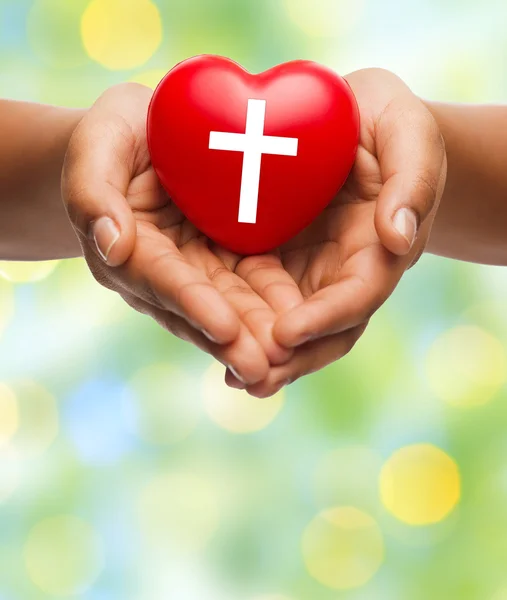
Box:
1 1 507 599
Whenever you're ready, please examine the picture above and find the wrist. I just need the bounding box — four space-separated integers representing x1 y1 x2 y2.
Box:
0 103 87 260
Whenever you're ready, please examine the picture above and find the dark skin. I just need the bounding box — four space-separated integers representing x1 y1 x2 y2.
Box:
5 69 507 397
61 68 446 397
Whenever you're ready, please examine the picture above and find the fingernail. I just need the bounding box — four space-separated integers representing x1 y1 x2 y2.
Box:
201 329 219 344
92 217 120 264
393 208 418 249
227 376 246 390
228 365 246 384
291 333 314 348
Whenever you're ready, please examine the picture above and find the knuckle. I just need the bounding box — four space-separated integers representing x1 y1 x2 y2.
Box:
348 274 385 321
261 279 297 296
424 112 445 150
416 108 445 160
175 280 206 310
238 255 280 276
207 265 231 283
61 179 102 237
411 170 439 217
241 306 273 324
64 184 93 223
224 283 255 297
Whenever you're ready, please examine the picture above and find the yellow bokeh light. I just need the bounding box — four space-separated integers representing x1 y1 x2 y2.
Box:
24 516 103 596
283 0 364 38
380 444 461 526
81 0 163 70
426 325 506 407
492 587 507 600
0 384 18 448
202 363 285 433
11 382 59 459
138 472 220 553
126 363 200 445
0 260 59 283
129 68 168 90
302 506 384 590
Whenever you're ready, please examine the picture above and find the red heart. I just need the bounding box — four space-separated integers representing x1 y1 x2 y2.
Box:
147 55 359 255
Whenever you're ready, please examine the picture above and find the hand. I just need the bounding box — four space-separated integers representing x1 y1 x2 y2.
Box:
61 83 304 385
226 68 447 397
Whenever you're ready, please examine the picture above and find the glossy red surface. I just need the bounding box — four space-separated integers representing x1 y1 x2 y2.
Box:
147 55 359 255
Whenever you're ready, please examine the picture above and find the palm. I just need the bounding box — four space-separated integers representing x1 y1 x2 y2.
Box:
121 143 388 398
108 82 389 366
277 142 383 299
73 72 444 395
124 162 302 371
125 122 393 369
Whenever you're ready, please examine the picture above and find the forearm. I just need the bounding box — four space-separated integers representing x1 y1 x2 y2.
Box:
425 101 507 265
0 101 85 260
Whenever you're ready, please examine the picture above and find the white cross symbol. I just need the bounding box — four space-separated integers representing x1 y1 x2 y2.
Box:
209 99 299 224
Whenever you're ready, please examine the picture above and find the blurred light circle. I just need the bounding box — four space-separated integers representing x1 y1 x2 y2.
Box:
0 384 18 447
66 379 132 465
138 472 220 552
11 382 59 459
126 363 200 445
0 260 59 283
129 68 168 90
0 447 20 503
426 325 506 407
81 0 163 70
24 516 104 596
380 444 460 526
0 281 14 336
492 587 507 600
27 0 89 69
301 506 384 589
314 446 383 510
283 0 363 38
202 362 284 433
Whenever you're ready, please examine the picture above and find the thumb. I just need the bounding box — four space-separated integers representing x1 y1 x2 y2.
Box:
61 105 140 267
374 98 447 256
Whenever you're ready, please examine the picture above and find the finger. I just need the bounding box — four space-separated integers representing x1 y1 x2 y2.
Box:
245 325 366 398
117 223 241 345
273 242 403 348
235 253 305 314
124 295 268 385
225 367 246 390
374 96 447 255
182 240 293 366
62 84 153 267
62 116 137 267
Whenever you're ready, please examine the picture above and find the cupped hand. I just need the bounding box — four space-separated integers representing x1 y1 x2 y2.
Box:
61 83 303 385
227 68 447 397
